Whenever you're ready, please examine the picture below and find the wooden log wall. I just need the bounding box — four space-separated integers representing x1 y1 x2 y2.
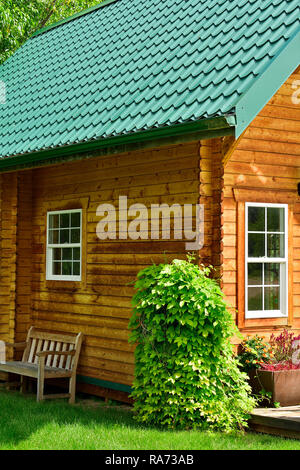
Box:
0 137 226 387
222 65 300 339
199 138 226 279
0 173 18 377
15 171 33 343
28 141 205 390
0 174 18 349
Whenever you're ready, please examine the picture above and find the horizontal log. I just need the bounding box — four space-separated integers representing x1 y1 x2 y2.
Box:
37 142 199 180
237 137 300 156
35 155 200 189
260 104 300 121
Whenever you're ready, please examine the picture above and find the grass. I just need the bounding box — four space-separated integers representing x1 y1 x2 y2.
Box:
0 389 300 450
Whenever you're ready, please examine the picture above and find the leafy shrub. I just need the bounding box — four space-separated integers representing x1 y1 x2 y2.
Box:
237 335 272 372
128 258 256 431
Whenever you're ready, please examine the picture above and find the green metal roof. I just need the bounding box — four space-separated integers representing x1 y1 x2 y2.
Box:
0 0 299 164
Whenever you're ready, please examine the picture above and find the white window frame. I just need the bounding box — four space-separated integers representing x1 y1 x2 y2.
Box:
46 209 82 282
245 202 288 319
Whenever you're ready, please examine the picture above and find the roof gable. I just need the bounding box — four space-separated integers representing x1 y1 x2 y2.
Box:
0 0 299 164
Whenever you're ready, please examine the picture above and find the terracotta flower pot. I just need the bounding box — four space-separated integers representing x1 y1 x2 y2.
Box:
248 368 300 407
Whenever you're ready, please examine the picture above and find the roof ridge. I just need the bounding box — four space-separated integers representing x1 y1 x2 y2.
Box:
32 0 118 38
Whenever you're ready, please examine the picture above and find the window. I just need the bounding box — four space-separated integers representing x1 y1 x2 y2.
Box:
46 209 82 281
245 203 288 319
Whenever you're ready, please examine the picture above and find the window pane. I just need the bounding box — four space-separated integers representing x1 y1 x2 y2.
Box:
265 263 280 285
264 286 280 310
73 262 80 276
73 247 80 260
267 208 285 233
59 229 70 244
60 213 70 228
71 229 80 243
248 207 265 232
62 262 72 276
49 214 59 229
62 248 72 260
248 287 263 311
248 233 265 257
248 263 263 286
53 248 61 261
71 212 81 228
49 230 59 244
267 234 285 258
53 262 61 275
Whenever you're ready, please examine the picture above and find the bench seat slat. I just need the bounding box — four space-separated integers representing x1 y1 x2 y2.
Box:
0 361 73 378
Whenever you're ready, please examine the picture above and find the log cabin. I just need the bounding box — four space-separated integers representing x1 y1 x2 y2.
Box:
0 0 299 402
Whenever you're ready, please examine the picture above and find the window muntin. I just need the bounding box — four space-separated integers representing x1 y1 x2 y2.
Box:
245 203 288 319
46 209 82 281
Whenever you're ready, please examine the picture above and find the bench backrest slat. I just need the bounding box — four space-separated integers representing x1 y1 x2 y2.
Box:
21 327 83 371
65 344 75 370
34 339 43 364
52 342 61 368
59 343 68 369
28 338 36 363
46 341 55 367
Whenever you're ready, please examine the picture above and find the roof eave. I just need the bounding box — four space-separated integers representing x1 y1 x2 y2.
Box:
0 115 236 172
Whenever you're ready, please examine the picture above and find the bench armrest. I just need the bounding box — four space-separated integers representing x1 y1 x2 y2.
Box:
4 342 27 350
36 350 76 358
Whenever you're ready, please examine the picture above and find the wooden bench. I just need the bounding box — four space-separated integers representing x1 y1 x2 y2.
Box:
0 327 83 403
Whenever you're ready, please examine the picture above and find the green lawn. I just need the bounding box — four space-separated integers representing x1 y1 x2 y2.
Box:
0 389 299 450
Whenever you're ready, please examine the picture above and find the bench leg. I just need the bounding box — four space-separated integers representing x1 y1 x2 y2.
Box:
37 362 45 402
69 375 76 404
20 376 27 394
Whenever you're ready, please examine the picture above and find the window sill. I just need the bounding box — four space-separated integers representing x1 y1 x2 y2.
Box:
46 276 81 282
44 279 84 291
246 313 288 320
